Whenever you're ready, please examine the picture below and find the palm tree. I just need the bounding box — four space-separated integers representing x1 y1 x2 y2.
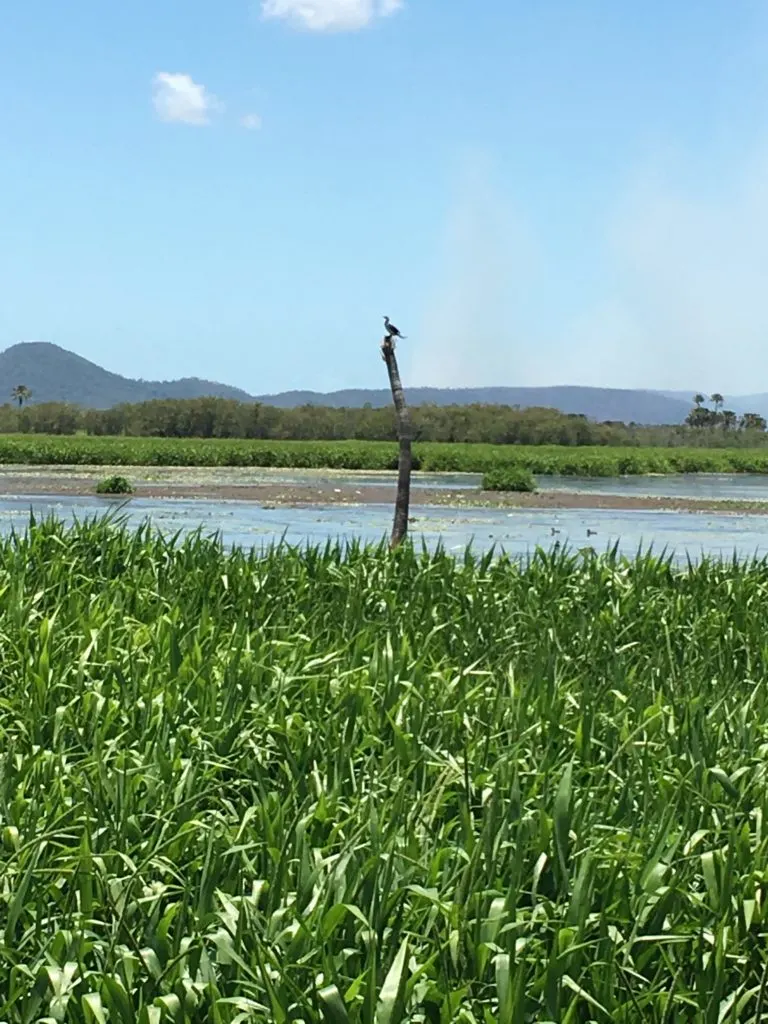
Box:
711 393 724 414
11 384 31 408
693 393 706 409
740 412 767 432
722 410 737 431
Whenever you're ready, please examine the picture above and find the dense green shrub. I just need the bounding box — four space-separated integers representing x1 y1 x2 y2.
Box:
482 465 537 491
95 474 133 494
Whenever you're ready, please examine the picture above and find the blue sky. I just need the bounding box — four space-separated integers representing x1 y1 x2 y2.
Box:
2 1 768 395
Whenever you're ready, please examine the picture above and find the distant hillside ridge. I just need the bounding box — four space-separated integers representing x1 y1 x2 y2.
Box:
657 389 768 420
253 385 694 424
1 341 760 424
0 342 253 408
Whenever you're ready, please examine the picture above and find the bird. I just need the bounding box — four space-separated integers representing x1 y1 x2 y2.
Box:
383 316 406 339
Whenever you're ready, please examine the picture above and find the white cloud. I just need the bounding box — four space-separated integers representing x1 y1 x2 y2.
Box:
261 0 403 32
241 113 262 130
152 72 219 125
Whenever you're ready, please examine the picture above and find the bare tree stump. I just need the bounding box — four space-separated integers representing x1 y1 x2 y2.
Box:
381 335 412 549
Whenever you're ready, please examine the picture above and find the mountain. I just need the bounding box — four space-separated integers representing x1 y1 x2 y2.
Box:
0 342 253 408
0 341 713 424
253 385 694 424
724 395 768 419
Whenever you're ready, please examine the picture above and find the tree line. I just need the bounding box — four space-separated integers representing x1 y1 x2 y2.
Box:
685 393 767 432
1 392 768 447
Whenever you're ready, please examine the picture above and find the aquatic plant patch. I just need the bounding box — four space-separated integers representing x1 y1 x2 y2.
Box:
3 434 768 476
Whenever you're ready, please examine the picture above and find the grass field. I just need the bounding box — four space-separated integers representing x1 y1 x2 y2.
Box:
2 517 768 1021
3 435 768 476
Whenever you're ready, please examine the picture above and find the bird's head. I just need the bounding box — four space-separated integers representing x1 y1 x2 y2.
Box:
383 315 389 322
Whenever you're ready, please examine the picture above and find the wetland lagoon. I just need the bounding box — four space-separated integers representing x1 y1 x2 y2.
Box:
1 464 768 561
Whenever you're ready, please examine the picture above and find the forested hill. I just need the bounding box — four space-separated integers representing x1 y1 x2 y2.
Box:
0 342 253 407
0 340 751 425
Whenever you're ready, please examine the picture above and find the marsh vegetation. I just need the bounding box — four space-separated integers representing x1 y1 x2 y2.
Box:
1 519 768 1020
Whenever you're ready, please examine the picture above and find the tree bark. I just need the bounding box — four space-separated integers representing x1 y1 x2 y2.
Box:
381 335 412 549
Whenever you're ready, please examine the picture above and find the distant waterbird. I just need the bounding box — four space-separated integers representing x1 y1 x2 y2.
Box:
383 316 406 340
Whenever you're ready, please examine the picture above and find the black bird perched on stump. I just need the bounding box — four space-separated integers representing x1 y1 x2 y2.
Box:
383 315 406 340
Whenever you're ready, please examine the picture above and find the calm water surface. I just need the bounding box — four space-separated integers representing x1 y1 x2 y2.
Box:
9 465 768 500
1 494 766 562
536 473 768 502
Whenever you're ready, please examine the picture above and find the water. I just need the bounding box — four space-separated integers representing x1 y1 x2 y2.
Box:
119 469 768 503
536 473 768 502
8 465 768 501
1 494 766 562
0 464 483 492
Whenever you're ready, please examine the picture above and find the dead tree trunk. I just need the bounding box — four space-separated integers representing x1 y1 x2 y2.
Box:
381 335 412 549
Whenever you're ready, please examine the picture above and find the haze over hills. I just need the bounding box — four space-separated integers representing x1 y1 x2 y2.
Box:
656 390 768 418
258 386 696 424
2 342 766 425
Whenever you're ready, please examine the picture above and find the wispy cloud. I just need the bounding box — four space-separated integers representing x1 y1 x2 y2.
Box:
241 113 262 130
407 152 541 389
261 0 403 33
559 144 768 392
152 72 220 125
379 0 404 15
410 141 768 393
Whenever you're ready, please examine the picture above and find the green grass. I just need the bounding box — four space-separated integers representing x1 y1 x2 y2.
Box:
2 518 768 1020
5 434 768 475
